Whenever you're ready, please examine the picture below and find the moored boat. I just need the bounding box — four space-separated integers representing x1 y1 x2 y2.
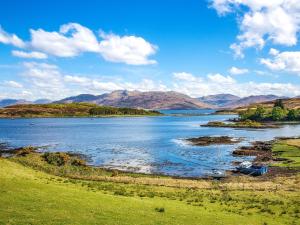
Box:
236 161 268 176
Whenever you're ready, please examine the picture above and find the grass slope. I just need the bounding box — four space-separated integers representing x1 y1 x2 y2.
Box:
272 139 300 168
1 158 300 225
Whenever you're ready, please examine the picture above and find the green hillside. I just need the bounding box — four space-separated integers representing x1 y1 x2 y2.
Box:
0 103 161 118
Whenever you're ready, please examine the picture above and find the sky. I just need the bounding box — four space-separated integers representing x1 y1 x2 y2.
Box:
1 0 300 100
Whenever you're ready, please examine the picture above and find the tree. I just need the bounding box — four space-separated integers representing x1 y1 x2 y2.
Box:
274 99 285 109
253 106 266 121
239 109 256 121
271 107 286 121
287 109 299 121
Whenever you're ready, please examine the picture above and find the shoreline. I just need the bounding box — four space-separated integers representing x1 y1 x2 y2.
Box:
2 136 300 181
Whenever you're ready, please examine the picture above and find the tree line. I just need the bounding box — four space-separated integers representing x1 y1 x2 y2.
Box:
239 99 300 122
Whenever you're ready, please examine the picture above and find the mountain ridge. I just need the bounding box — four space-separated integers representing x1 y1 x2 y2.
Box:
55 90 214 110
1 91 294 110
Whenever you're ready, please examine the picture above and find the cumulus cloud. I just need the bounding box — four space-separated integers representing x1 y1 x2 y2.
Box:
12 50 48 59
0 26 25 48
211 0 300 58
207 73 236 84
229 66 249 75
4 62 300 100
2 62 167 100
0 23 157 65
260 49 300 75
98 31 157 65
30 23 100 57
172 71 300 97
173 72 199 81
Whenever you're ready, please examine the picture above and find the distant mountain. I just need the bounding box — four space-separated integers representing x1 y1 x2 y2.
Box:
56 94 99 103
198 94 240 107
233 97 300 111
0 99 31 108
223 95 283 109
33 99 52 104
56 90 213 109
0 98 51 108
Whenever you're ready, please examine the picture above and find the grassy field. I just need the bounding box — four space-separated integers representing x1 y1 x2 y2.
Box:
1 154 300 225
272 139 300 168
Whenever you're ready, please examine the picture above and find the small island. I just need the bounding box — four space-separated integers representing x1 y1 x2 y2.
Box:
186 136 242 146
0 103 162 118
203 99 300 129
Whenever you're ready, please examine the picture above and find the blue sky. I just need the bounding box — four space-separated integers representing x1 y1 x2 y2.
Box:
1 0 300 100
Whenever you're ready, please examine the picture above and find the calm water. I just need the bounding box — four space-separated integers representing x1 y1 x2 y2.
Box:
1 110 300 177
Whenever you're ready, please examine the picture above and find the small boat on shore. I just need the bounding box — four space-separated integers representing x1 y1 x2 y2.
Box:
210 169 226 179
236 161 268 176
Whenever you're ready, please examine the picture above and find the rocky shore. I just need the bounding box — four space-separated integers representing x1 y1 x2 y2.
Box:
233 141 273 162
202 121 279 129
186 136 242 146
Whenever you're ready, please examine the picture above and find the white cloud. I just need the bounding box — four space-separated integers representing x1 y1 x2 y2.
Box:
172 72 199 81
64 75 91 85
260 49 300 75
30 23 100 57
4 80 23 88
2 62 167 100
98 31 157 65
207 73 236 84
12 50 48 59
4 62 300 100
269 48 279 56
229 66 249 75
0 26 25 48
173 71 300 97
0 23 157 65
211 0 300 58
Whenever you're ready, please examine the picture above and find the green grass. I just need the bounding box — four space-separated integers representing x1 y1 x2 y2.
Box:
1 157 300 225
272 140 300 168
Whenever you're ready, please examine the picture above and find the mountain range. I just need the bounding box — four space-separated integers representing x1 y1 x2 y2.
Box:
199 94 284 109
55 90 213 110
0 99 51 108
0 90 293 109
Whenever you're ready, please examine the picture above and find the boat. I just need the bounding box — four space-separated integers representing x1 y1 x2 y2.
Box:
210 169 226 179
236 161 268 176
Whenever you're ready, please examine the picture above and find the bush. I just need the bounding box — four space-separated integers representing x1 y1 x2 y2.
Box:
15 146 36 156
111 170 119 177
287 109 299 121
70 158 86 166
43 152 70 166
155 207 165 213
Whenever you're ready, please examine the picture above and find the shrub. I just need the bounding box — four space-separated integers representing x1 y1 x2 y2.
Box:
111 170 119 177
15 146 36 156
155 207 165 213
43 152 70 166
70 158 86 166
